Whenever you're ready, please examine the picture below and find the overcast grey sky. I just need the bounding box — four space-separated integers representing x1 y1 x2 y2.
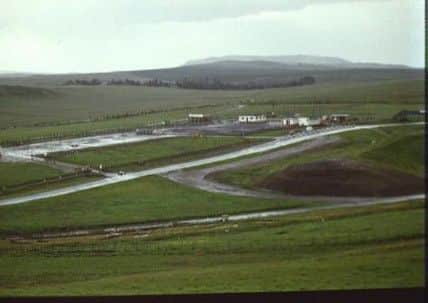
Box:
0 0 424 73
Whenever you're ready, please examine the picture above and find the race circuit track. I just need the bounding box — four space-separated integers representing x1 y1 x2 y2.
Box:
0 122 423 207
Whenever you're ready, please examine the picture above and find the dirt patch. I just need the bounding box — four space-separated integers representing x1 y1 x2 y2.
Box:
166 136 340 200
260 160 425 197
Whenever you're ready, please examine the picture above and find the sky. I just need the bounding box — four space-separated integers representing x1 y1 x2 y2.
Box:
0 0 425 73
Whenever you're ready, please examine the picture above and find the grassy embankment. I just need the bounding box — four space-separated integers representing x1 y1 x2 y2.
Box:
0 200 424 295
48 136 266 172
0 80 423 145
0 175 317 235
211 125 425 189
0 162 62 187
0 162 101 198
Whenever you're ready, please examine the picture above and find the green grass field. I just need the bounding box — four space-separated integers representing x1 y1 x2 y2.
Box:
251 79 424 105
49 136 262 172
0 162 103 198
212 125 425 189
0 80 424 145
0 176 317 235
0 162 62 187
0 78 422 128
362 134 425 176
0 175 102 199
0 86 247 128
0 200 424 295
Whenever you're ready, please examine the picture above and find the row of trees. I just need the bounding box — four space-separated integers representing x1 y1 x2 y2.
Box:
107 78 173 87
64 78 102 85
175 76 316 90
64 76 316 90
63 78 173 87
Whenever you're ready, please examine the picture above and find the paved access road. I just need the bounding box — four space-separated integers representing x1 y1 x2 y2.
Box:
0 122 423 206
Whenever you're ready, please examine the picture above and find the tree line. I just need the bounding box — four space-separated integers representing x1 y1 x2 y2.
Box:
106 78 173 87
63 78 173 87
175 76 315 90
63 76 316 90
64 79 102 85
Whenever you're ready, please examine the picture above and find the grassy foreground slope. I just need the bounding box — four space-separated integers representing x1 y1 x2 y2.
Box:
0 201 424 295
0 176 312 235
212 125 424 189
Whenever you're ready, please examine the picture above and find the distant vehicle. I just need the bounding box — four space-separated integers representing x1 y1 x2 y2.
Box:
118 171 125 176
71 144 79 148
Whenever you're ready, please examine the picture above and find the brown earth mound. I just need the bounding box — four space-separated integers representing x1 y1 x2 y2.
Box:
260 160 424 197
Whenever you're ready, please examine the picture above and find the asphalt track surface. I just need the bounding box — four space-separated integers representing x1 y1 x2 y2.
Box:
0 122 424 207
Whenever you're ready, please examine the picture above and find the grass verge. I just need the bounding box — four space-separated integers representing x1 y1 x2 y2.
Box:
0 162 63 187
0 175 319 235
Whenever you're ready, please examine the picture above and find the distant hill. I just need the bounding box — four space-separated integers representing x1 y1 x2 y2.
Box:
0 55 421 87
185 55 410 69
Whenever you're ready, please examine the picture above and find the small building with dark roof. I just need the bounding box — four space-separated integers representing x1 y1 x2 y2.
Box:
188 113 211 124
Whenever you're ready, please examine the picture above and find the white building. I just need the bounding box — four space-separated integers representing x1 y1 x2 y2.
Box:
308 118 322 126
238 114 267 123
297 117 310 126
282 117 299 127
188 113 205 119
283 116 321 127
